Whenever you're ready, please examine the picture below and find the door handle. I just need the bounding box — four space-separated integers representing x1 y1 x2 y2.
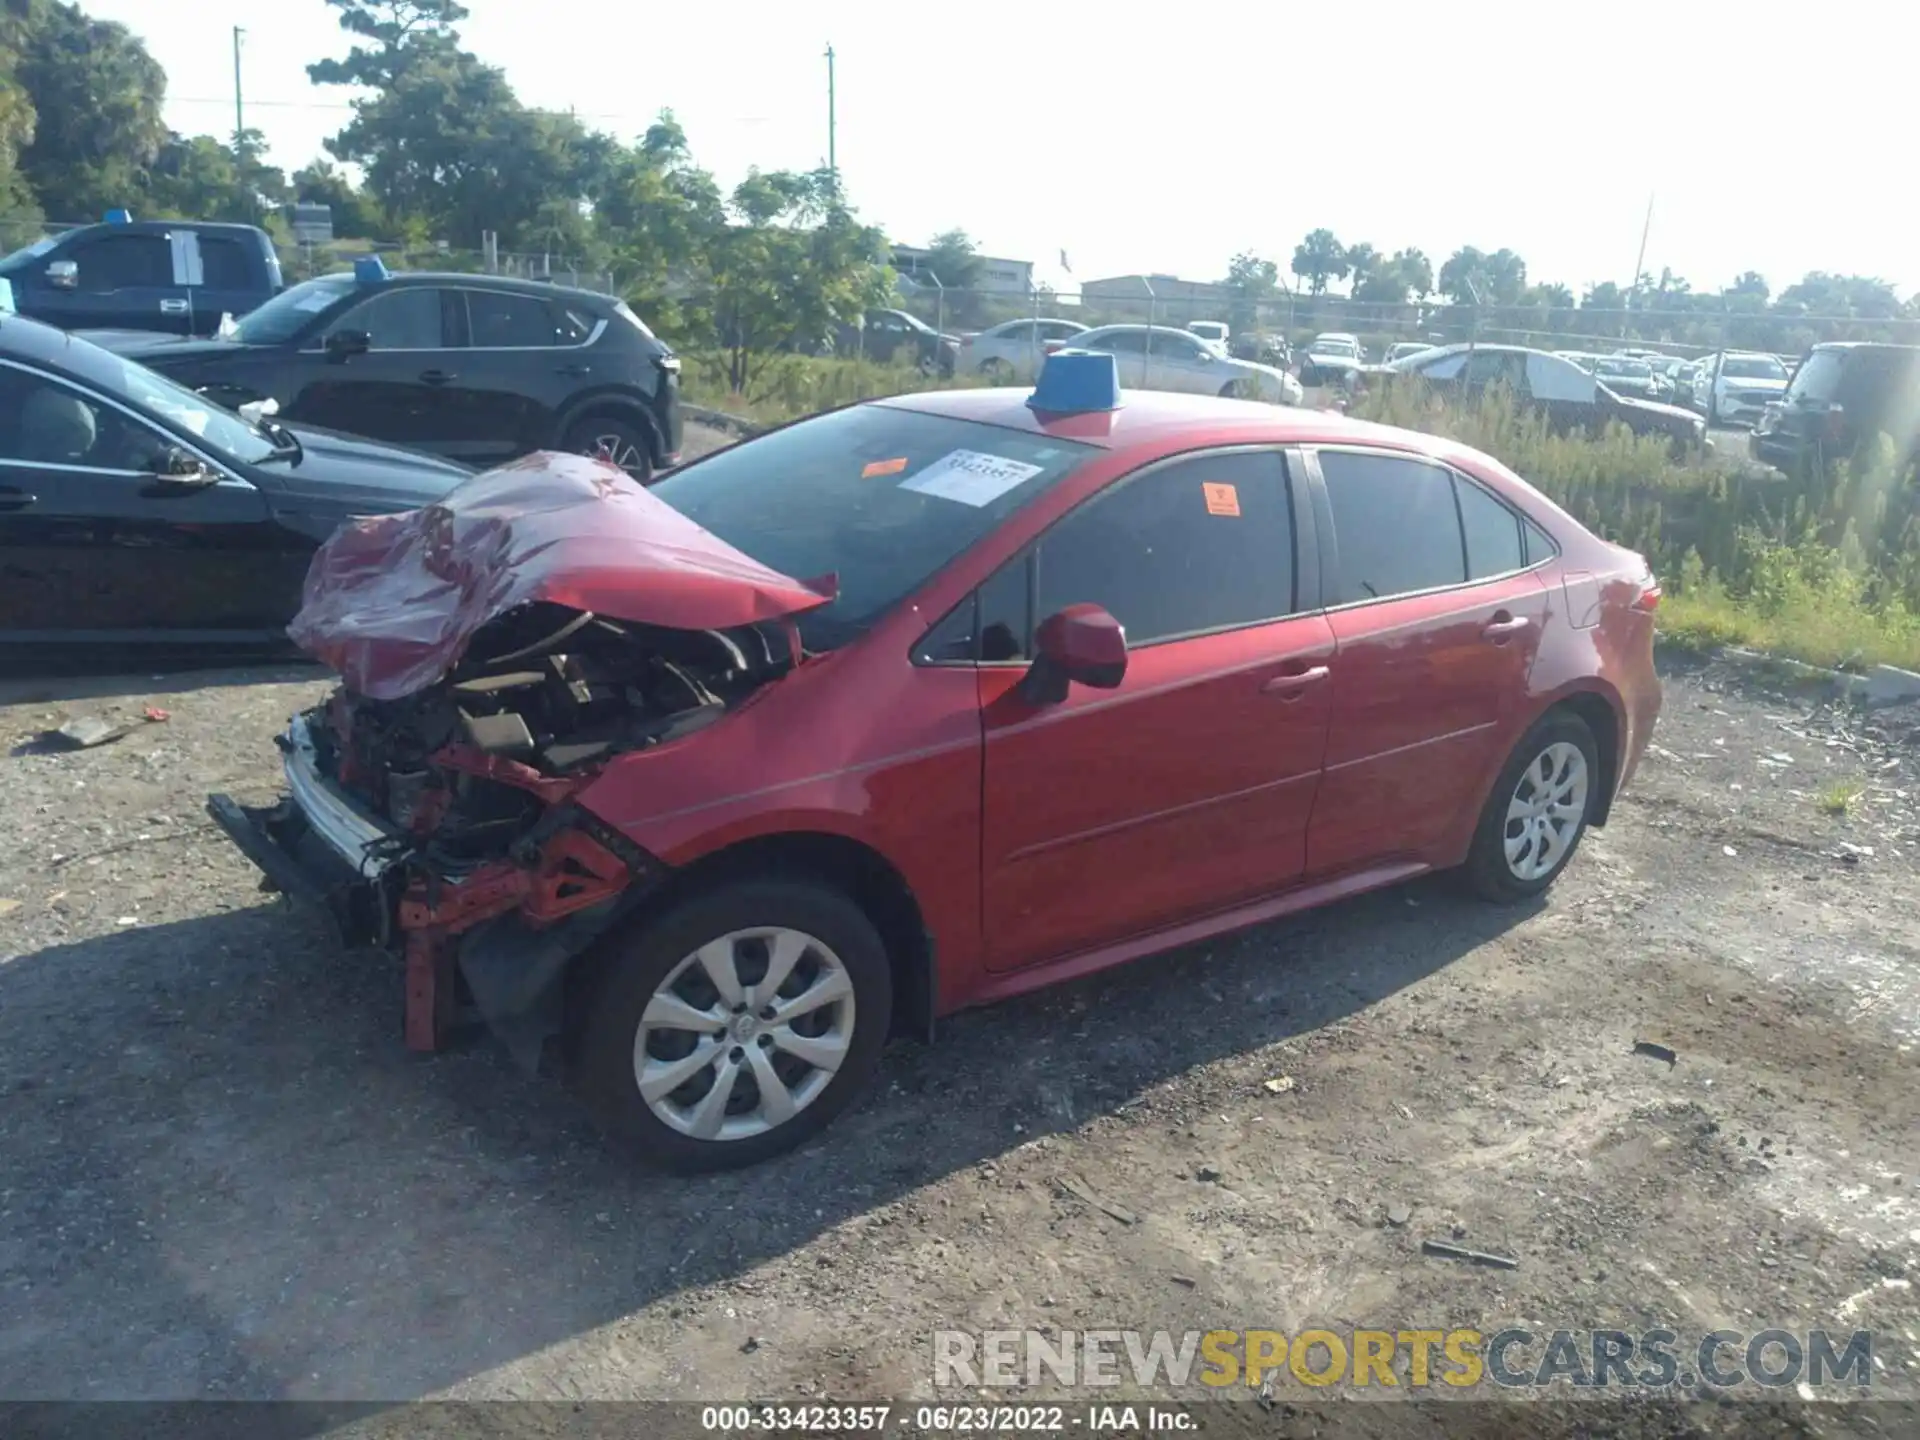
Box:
1482 613 1532 640
0 488 36 511
418 370 457 385
1261 665 1330 697
158 299 190 315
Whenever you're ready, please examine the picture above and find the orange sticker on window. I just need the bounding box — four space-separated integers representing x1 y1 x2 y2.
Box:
862 456 909 478
1203 482 1241 517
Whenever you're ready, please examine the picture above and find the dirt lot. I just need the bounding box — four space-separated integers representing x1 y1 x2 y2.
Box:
0 645 1915 1434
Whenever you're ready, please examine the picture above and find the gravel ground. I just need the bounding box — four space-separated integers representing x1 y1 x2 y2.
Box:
0 641 1916 1434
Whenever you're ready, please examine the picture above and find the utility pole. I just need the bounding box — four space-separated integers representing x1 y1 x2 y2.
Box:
824 44 837 184
1624 192 1653 338
232 27 246 148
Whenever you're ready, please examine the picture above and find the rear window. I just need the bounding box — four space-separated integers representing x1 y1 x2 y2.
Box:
1784 350 1845 405
648 405 1096 650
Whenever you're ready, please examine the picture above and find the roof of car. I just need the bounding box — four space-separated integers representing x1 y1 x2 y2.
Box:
321 269 615 305
881 385 1450 458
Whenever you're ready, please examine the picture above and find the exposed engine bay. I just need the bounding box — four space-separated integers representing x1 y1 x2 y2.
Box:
308 601 795 864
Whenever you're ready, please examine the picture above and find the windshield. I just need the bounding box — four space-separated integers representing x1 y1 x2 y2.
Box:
1594 358 1652 379
1722 355 1787 381
0 235 58 270
648 404 1096 650
1784 350 1844 404
1313 337 1358 356
230 275 356 345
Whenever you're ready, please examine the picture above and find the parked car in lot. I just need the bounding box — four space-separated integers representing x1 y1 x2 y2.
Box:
1230 331 1291 367
0 312 469 658
954 317 1089 382
1068 324 1302 403
1553 351 1598 372
88 261 683 480
1300 332 1366 387
1690 351 1790 426
0 211 283 337
1370 343 1708 452
1649 355 1691 402
1589 354 1661 400
209 354 1662 1171
1186 320 1230 349
1752 341 1920 474
836 308 958 376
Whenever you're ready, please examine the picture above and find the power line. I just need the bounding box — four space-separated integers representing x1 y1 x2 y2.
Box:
166 94 773 127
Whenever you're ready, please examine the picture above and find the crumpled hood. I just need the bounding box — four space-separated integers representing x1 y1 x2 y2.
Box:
288 451 836 700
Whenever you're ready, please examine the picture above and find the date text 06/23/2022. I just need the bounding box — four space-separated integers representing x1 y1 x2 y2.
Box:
699 1404 1196 1433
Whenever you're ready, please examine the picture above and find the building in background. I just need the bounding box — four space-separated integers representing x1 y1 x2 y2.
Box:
891 244 1034 297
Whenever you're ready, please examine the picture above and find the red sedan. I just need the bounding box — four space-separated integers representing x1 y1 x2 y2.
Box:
211 357 1662 1171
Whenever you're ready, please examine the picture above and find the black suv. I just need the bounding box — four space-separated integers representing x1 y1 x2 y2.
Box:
1752 342 1920 475
93 264 683 479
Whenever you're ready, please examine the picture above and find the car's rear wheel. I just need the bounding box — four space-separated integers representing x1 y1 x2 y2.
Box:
1219 379 1251 399
980 357 1012 383
1463 710 1600 903
566 416 653 483
576 880 892 1172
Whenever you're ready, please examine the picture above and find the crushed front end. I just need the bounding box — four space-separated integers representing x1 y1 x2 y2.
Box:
208 601 798 1068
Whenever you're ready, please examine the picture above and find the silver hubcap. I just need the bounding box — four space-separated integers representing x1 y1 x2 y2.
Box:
583 434 645 474
1504 741 1589 881
633 927 856 1142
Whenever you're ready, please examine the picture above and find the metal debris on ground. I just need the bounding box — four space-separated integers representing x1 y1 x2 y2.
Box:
1059 1175 1136 1226
1387 1203 1413 1227
1632 1041 1679 1067
1421 1239 1520 1270
43 716 131 750
1170 1274 1197 1288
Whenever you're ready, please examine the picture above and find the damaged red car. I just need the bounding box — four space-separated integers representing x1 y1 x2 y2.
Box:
210 356 1663 1171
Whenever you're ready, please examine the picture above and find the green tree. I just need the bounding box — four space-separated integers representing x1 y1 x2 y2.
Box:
307 0 469 90
1222 251 1279 331
701 168 892 393
147 129 288 225
291 159 383 238
1391 247 1432 299
1437 246 1486 305
14 0 166 219
1728 270 1770 303
0 0 39 224
1343 241 1379 296
1291 228 1347 295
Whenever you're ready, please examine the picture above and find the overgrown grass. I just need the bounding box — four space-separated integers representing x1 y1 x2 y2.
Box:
1352 382 1920 671
678 352 973 427
1817 779 1866 817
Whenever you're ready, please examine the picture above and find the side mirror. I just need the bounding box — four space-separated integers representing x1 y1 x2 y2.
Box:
1019 604 1128 705
324 328 371 360
141 445 218 493
46 259 77 290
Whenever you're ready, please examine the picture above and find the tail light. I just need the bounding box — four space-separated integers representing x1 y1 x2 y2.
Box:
1043 339 1066 355
1632 577 1662 613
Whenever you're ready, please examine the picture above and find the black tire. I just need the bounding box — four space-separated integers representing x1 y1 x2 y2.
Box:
1219 379 1249 399
1462 709 1601 904
575 879 893 1173
979 358 1012 383
564 415 653 483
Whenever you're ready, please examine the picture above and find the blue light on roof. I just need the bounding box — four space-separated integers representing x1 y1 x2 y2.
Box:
352 255 391 284
104 208 133 225
1028 350 1123 414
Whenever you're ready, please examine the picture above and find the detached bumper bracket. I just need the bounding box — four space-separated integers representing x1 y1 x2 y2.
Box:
207 793 330 906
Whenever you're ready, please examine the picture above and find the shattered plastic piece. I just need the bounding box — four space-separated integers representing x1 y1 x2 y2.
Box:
1262 1075 1296 1094
143 706 170 723
46 716 130 750
288 453 836 700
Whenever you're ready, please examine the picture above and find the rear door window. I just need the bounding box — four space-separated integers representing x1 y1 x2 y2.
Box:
465 290 568 347
1455 477 1526 579
1317 449 1466 603
331 287 447 350
196 236 254 289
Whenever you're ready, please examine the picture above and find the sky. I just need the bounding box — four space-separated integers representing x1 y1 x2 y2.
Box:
85 0 1920 299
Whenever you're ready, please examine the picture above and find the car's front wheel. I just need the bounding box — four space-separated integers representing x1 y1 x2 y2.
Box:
1463 710 1600 903
565 416 653 483
576 880 893 1171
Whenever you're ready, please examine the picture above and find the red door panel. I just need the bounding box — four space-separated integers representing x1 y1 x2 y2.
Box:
980 614 1336 972
1308 572 1549 875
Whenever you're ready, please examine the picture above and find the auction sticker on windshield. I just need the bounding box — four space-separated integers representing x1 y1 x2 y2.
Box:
901 449 1046 507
